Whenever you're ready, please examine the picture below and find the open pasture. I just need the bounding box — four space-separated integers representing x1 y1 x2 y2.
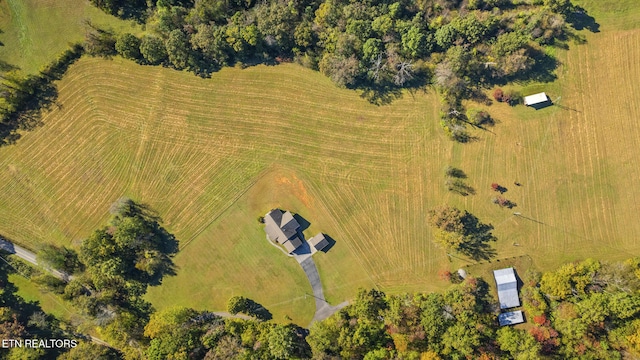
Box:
0 0 639 324
0 0 141 74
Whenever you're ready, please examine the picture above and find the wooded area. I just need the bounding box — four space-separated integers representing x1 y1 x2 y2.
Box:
3 252 640 359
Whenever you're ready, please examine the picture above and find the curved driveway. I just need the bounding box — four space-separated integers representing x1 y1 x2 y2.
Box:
292 241 348 326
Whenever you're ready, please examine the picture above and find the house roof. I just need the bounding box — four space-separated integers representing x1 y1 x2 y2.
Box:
493 268 520 309
498 311 524 326
264 209 302 252
308 233 329 251
524 92 549 106
282 237 302 253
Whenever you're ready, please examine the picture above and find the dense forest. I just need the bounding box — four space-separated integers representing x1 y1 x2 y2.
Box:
89 0 577 90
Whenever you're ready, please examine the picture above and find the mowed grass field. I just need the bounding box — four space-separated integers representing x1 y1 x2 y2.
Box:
0 0 141 73
1 1 640 324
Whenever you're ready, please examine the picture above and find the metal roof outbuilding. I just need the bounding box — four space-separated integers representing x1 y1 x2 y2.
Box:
493 268 520 309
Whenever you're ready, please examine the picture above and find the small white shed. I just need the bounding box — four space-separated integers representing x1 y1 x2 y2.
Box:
523 92 549 107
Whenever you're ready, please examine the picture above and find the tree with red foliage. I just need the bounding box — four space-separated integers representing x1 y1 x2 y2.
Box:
493 88 504 102
533 314 549 326
529 325 559 355
491 183 507 194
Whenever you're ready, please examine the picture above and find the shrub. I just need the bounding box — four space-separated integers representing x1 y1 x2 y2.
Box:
6 256 40 278
445 166 466 178
32 274 66 294
438 269 452 281
84 27 117 57
503 90 522 106
493 196 516 208
37 244 83 274
467 108 493 126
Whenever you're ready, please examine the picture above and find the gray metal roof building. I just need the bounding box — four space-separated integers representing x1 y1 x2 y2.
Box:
493 267 520 309
308 233 329 252
498 310 524 326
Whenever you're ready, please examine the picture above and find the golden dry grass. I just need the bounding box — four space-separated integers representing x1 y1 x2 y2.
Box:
449 29 640 272
0 57 452 323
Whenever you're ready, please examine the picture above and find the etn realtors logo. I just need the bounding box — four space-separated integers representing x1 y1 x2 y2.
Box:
1 338 78 348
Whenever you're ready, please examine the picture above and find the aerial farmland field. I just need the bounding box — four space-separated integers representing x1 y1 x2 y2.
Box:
0 0 639 327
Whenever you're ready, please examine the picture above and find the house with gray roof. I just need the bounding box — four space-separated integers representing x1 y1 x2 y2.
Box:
493 267 520 309
264 209 302 253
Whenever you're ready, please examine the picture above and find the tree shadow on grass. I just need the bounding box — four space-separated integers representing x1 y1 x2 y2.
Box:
0 44 84 147
445 179 476 196
359 85 404 106
525 49 559 84
567 6 600 33
246 298 273 321
458 213 497 261
355 71 429 106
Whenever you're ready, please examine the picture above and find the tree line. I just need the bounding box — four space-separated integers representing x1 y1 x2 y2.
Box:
0 44 84 146
0 197 180 359
83 0 589 136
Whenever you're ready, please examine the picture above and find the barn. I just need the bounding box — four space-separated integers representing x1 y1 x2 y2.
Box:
493 267 521 309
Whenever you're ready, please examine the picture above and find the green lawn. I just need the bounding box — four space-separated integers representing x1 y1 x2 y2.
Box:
7 273 71 320
573 0 640 31
147 167 318 324
0 1 640 325
0 0 141 74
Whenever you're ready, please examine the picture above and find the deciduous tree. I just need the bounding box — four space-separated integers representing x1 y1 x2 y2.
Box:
140 36 168 65
115 33 142 60
165 29 191 70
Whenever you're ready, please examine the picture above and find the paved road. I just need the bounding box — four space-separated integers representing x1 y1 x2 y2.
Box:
0 238 73 281
0 238 37 264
